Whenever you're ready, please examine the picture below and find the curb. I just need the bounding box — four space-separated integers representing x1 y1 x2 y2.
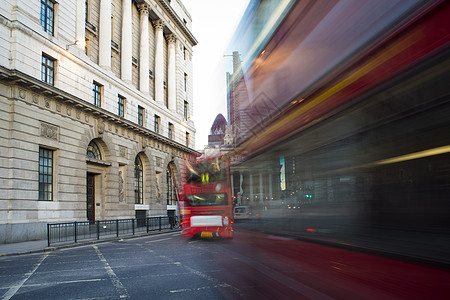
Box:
0 229 181 257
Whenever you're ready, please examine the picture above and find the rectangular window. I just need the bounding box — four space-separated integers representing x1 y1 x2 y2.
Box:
118 95 125 117
41 54 55 85
168 123 173 139
40 0 55 35
138 106 144 126
85 0 89 22
184 101 188 120
84 39 89 55
39 148 53 201
111 16 114 42
184 73 188 92
186 132 190 146
93 81 102 106
154 115 160 133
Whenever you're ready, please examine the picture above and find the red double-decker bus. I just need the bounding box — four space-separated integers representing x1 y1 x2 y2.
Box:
179 155 234 239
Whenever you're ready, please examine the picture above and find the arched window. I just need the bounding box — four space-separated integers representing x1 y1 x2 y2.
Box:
87 141 102 160
134 156 143 204
166 166 176 205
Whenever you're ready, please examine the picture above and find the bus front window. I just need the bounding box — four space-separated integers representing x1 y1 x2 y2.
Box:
187 193 228 206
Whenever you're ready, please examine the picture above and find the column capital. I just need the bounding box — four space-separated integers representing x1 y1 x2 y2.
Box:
167 33 177 44
137 3 150 15
153 19 164 30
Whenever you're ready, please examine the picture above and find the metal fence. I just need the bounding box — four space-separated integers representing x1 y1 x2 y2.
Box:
47 216 179 246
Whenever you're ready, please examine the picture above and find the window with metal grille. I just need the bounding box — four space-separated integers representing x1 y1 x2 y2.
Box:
138 106 144 126
135 156 143 204
86 141 102 160
154 115 160 133
166 166 175 205
184 101 188 120
41 54 55 85
118 95 125 117
93 82 102 107
39 148 53 201
40 0 55 35
168 123 173 139
85 0 89 22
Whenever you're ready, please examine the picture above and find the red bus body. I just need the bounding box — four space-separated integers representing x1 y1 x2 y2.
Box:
179 156 234 239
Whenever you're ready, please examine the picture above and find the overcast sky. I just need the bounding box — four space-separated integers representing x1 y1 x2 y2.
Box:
182 0 250 150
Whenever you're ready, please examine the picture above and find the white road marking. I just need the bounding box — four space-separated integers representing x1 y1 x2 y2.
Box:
170 283 232 293
2 252 49 300
160 254 245 297
21 278 105 288
92 245 130 299
144 237 172 243
126 232 180 242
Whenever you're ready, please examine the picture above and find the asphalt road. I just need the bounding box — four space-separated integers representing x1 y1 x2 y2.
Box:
1 230 449 299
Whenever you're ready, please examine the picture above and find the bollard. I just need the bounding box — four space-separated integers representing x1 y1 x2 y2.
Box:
74 221 77 243
47 223 51 247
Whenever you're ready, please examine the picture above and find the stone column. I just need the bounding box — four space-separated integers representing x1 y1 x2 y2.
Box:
167 34 177 111
249 173 253 203
99 0 111 69
230 172 234 202
121 0 132 83
268 172 273 202
75 0 85 49
239 171 244 195
138 4 150 94
259 172 263 202
153 19 164 105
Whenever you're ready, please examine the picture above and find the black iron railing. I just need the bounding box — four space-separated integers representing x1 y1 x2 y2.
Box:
47 216 179 246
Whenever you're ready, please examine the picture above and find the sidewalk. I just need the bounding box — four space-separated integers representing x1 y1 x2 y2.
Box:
0 239 50 256
0 230 179 257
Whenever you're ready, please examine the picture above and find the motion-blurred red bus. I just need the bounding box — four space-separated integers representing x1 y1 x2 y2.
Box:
179 155 234 239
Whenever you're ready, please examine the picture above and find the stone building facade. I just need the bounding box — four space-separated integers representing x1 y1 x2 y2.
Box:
0 0 197 243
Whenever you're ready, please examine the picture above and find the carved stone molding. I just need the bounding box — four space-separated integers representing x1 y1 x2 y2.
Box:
137 3 150 15
118 170 125 202
0 67 197 155
167 33 177 44
153 19 164 30
19 89 26 99
40 122 59 141
119 146 127 158
32 94 39 104
97 119 105 134
155 157 162 168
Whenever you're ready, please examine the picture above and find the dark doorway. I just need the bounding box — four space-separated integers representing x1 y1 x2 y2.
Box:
135 210 147 228
87 173 95 224
168 210 176 228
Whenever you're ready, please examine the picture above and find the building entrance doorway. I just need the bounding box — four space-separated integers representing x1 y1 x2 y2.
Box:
87 173 96 223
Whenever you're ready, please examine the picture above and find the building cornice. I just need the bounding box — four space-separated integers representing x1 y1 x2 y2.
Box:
135 0 197 46
156 0 198 46
0 66 199 155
